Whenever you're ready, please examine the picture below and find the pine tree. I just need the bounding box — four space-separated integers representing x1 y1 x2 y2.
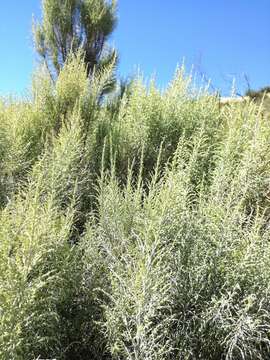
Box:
33 0 117 81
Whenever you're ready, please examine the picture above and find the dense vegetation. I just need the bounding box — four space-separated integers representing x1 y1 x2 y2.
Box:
1 54 270 360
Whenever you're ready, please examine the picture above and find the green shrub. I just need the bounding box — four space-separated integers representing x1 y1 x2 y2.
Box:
1 54 270 359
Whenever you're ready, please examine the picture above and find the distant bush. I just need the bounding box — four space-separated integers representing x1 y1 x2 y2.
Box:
246 86 270 100
1 54 270 359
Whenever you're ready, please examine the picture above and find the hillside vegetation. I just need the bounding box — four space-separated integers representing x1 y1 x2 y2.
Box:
1 55 270 360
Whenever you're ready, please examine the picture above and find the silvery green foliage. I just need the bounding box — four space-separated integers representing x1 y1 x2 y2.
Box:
1 53 270 359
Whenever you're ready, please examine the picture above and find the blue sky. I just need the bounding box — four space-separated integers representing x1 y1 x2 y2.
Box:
0 0 269 95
